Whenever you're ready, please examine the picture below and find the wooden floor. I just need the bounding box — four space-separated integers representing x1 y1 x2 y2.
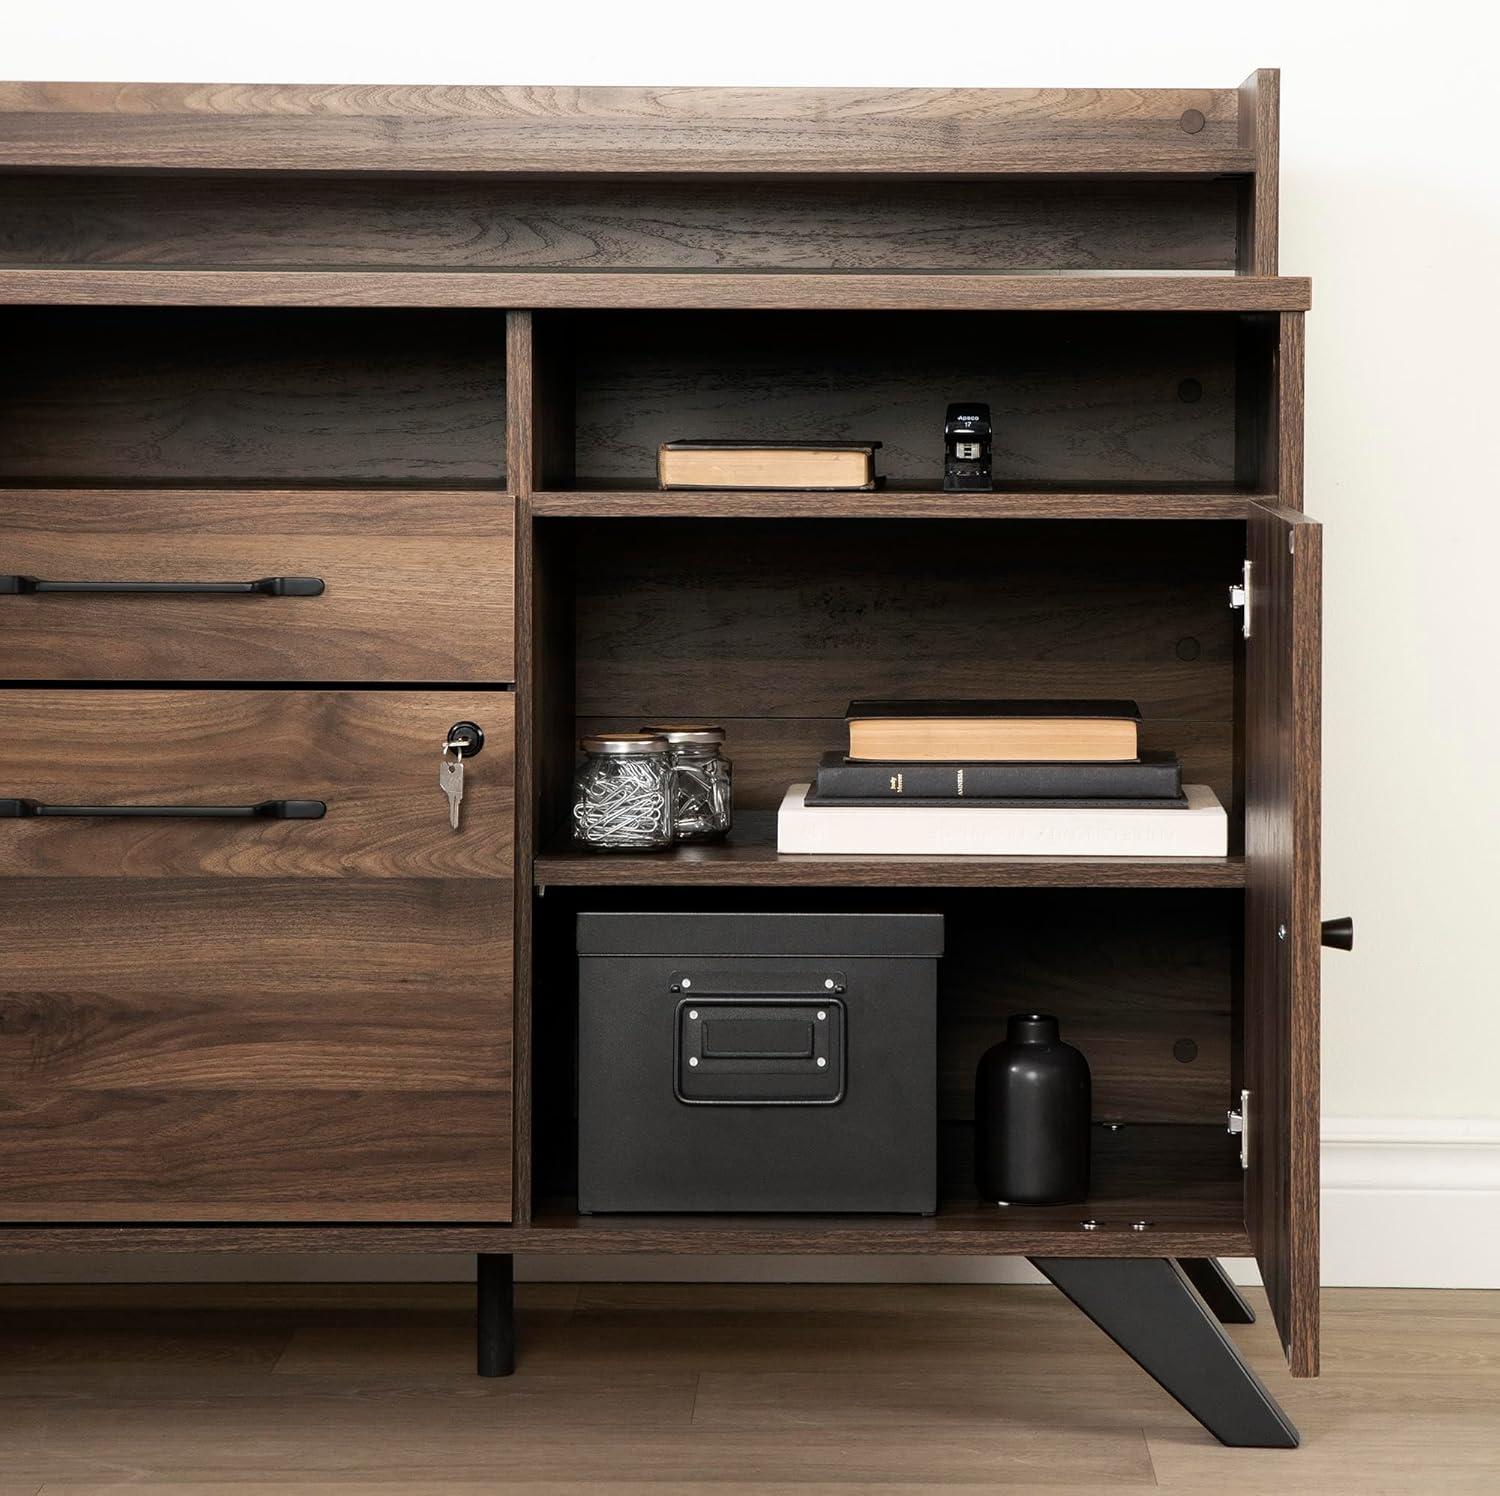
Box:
0 1281 1495 1492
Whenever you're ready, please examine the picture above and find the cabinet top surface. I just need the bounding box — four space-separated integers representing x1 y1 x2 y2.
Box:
0 76 1273 176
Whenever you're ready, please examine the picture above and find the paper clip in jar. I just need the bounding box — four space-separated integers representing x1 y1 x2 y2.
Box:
641 724 733 843
572 733 674 851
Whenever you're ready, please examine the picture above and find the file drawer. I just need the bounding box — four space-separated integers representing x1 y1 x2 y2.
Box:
0 688 514 1221
0 688 512 878
0 876 512 1221
1 489 513 681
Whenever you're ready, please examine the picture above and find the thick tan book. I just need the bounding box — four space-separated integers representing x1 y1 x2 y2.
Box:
845 699 1141 763
659 440 881 490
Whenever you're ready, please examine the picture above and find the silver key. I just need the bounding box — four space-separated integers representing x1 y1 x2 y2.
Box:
439 753 464 831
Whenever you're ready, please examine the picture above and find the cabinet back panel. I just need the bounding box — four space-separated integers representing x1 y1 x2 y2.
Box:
0 308 507 484
567 312 1236 486
0 174 1237 273
569 518 1241 815
939 890 1232 1127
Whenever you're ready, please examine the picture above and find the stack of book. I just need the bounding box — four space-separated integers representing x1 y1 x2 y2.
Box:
777 700 1227 856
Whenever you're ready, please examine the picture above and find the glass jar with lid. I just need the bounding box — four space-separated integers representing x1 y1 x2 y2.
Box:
641 724 733 843
572 733 673 851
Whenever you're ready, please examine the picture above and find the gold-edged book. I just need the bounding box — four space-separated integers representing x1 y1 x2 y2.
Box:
845 699 1143 763
659 440 882 491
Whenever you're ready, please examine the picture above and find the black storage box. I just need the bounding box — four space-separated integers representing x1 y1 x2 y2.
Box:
577 911 943 1213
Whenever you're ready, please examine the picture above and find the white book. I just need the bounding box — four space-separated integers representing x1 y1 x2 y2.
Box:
776 783 1228 857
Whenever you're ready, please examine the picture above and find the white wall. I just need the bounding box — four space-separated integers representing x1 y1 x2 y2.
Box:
4 0 1497 1286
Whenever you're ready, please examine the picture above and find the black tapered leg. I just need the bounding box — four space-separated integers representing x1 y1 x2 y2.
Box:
477 1252 515 1377
1030 1257 1297 1448
1177 1256 1257 1324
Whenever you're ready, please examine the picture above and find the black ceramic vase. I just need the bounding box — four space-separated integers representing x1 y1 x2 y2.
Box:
973 1012 1091 1204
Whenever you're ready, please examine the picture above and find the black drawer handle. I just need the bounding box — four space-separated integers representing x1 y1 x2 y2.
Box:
0 798 325 820
1 574 325 597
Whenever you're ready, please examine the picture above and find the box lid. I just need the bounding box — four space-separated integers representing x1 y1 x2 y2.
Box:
577 911 943 959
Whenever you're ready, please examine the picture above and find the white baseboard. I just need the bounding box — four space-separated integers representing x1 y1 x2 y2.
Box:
1315 1116 1500 1288
4 1118 1497 1288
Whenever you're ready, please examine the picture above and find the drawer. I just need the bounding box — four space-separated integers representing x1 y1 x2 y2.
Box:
1 488 513 681
0 689 512 878
0 877 512 1222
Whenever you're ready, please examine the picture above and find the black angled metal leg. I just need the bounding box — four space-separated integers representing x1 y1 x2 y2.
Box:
1030 1257 1297 1448
477 1252 515 1377
1177 1256 1257 1324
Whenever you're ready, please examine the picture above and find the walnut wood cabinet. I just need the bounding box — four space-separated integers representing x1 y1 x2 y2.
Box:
0 72 1335 1445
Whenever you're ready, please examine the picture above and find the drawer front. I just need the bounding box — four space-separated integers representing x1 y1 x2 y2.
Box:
0 876 512 1221
0 689 512 878
2 489 513 681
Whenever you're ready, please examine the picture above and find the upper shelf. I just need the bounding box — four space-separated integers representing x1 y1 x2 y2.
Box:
531 487 1261 522
0 80 1264 177
0 269 1311 312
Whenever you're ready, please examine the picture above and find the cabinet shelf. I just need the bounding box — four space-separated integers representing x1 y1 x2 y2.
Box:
515 1124 1247 1256
0 267 1311 313
536 817 1245 889
514 1202 1250 1257
531 487 1259 521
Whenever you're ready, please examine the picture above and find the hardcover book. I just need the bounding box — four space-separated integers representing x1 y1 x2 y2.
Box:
777 783 1227 857
813 749 1181 801
659 440 882 491
844 699 1142 763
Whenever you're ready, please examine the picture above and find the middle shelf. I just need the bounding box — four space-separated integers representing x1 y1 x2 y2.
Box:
535 814 1244 887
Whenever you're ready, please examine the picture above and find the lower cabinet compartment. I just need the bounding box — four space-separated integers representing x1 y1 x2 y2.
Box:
0 688 515 1223
526 886 1244 1249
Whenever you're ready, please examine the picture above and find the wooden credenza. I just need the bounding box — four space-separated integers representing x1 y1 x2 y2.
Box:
0 73 1333 1446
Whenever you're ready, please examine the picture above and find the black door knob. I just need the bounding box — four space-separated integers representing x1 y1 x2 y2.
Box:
1320 917 1354 951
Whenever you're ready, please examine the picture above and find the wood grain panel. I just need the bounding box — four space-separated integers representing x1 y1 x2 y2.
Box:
0 308 506 484
0 174 1238 272
0 268 1313 314
0 880 507 1086
1245 502 1321 1376
524 1124 1244 1257
572 519 1243 721
1237 68 1280 276
0 878 511 1222
509 312 539 1227
0 877 503 999
534 839 1245 890
1 490 513 681
0 82 1248 175
536 489 1257 520
570 312 1239 486
0 690 513 878
0 1092 507 1222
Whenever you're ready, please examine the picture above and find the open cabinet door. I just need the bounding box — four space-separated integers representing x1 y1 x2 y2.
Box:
1245 502 1322 1375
